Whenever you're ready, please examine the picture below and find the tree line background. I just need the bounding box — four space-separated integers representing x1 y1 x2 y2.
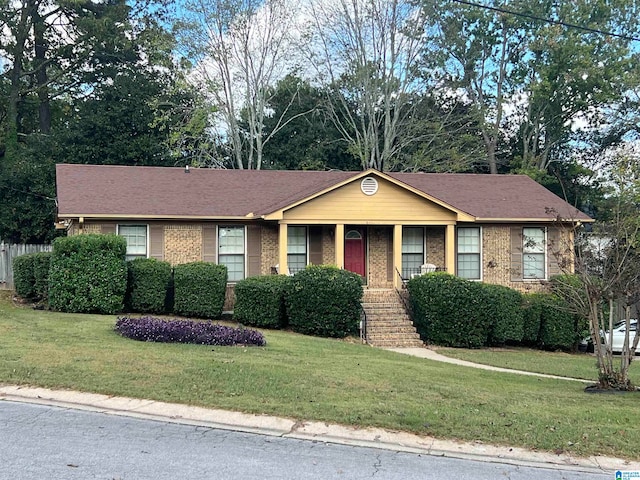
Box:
1 0 639 243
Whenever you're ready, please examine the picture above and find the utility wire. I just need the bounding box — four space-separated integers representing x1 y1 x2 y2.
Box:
451 0 640 43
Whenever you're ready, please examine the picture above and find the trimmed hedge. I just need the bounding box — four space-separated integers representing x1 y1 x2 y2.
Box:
126 258 173 314
12 254 36 299
48 234 127 314
408 272 490 348
483 283 524 346
234 275 290 329
32 252 52 300
115 316 266 346
538 294 586 351
285 265 363 338
173 262 227 318
521 293 545 345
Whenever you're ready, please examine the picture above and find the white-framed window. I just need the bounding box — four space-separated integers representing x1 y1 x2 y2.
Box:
218 226 245 282
402 227 424 279
287 226 307 274
117 225 148 261
523 227 546 279
457 227 481 280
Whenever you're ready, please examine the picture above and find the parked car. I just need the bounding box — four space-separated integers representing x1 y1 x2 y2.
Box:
580 319 638 353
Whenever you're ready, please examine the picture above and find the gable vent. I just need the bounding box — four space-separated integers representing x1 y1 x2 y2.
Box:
361 177 379 196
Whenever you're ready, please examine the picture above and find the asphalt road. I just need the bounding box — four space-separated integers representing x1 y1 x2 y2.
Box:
0 401 610 480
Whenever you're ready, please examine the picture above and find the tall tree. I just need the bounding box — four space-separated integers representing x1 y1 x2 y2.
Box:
176 0 301 169
255 75 359 171
0 0 142 156
424 0 640 174
423 0 529 174
305 0 430 171
520 0 640 171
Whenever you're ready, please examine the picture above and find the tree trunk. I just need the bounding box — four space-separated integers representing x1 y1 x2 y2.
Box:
34 9 51 134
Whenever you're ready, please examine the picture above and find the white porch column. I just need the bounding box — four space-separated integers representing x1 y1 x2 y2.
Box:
278 223 288 275
393 224 403 288
335 224 344 269
446 224 456 274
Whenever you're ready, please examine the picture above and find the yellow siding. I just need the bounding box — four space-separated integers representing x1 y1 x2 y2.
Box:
283 177 456 223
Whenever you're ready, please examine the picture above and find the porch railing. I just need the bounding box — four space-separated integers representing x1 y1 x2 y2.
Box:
394 268 413 320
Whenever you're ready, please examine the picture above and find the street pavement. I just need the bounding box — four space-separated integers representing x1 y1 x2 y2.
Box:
0 400 617 480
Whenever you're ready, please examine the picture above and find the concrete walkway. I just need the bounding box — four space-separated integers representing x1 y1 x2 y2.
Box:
385 346 592 383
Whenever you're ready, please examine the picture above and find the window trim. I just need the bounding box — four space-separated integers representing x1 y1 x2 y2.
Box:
522 226 547 280
287 225 308 274
401 226 426 279
116 224 149 260
217 225 247 283
456 226 482 281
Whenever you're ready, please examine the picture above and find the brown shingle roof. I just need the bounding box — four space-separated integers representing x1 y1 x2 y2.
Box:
55 164 592 222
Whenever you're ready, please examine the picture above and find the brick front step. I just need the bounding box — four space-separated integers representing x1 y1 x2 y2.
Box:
366 337 424 348
361 288 423 348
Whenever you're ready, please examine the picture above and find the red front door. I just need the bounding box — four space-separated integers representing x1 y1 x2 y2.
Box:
344 229 366 278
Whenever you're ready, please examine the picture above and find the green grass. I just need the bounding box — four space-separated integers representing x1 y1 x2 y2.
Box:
1 290 639 460
436 346 640 384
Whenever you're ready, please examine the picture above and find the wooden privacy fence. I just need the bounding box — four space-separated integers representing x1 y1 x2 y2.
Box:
0 240 52 290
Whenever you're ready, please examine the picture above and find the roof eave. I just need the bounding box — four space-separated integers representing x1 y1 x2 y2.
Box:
57 213 258 221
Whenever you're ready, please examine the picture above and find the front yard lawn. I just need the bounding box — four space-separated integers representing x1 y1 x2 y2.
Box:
1 291 639 460
436 346 640 384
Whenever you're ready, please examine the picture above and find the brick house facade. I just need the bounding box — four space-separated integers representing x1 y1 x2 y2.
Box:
56 165 592 308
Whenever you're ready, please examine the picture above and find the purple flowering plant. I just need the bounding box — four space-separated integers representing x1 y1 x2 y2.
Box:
115 316 266 347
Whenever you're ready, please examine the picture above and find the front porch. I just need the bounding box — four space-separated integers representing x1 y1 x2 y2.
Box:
276 224 456 289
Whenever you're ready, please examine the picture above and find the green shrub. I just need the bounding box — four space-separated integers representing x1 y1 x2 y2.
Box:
12 254 36 299
408 272 490 348
32 252 52 300
538 294 584 351
173 262 227 318
521 293 545 345
482 283 524 346
285 265 362 338
234 275 290 329
126 258 172 314
48 234 127 314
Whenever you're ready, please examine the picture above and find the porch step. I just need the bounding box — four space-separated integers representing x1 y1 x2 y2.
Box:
361 289 423 348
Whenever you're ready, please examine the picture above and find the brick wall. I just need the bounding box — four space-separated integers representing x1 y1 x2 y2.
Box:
425 227 445 268
68 223 101 235
261 224 279 275
322 226 336 266
483 225 548 293
368 227 392 288
164 224 203 265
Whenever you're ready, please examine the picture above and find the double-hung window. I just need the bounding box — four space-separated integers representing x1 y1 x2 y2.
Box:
118 225 147 261
402 227 424 279
287 226 307 274
523 227 546 279
218 226 245 282
457 227 481 280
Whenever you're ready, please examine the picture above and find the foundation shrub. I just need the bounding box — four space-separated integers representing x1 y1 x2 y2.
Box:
48 234 127 314
126 258 173 314
12 254 36 299
538 293 586 351
115 316 265 346
32 252 52 300
173 262 227 318
482 283 524 346
285 265 363 338
234 275 290 329
521 293 545 345
408 272 490 348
